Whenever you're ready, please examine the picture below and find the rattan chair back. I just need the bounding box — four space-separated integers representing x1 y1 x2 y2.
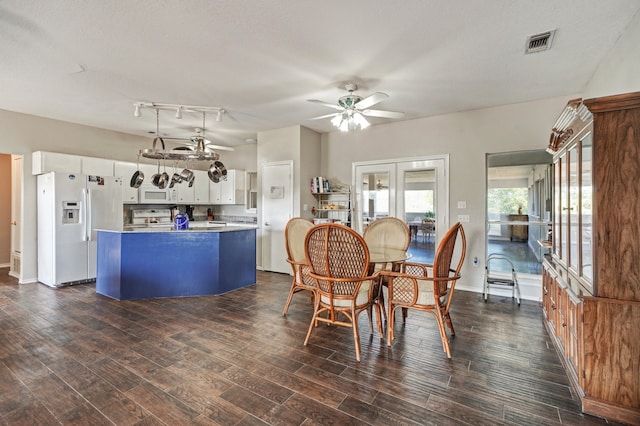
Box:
363 217 410 252
282 217 315 315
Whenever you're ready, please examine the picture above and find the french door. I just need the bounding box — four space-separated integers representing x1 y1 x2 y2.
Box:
353 156 448 242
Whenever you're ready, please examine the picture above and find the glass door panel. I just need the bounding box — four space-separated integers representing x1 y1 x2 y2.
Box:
581 133 593 281
353 163 395 233
560 153 568 263
568 146 579 271
553 158 561 258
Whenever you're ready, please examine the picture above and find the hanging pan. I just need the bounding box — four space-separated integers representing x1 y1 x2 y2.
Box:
130 154 144 188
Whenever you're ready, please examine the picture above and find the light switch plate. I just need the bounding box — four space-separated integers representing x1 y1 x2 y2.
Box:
457 214 470 223
457 201 467 209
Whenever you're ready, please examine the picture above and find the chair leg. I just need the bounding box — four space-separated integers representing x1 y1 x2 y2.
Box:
373 300 383 334
378 289 388 321
387 305 395 346
304 297 322 347
282 282 297 315
434 312 451 358
352 308 361 362
444 312 455 336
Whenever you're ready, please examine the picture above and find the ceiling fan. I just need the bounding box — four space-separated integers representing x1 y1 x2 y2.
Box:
308 83 404 131
165 127 235 152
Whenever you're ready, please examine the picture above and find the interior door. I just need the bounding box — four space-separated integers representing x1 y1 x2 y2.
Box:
261 161 293 274
10 155 22 260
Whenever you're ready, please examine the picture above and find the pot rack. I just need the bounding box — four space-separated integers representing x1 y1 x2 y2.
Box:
133 102 228 185
134 102 226 162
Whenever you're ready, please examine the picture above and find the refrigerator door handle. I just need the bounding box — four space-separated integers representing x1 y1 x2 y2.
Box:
84 189 92 241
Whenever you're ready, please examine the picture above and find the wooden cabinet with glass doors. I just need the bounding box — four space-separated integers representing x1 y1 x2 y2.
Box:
544 93 640 425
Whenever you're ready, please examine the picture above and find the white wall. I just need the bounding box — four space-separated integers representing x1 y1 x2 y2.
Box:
321 96 574 296
583 9 640 99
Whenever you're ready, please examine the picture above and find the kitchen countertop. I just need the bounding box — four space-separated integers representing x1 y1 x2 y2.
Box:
102 221 258 233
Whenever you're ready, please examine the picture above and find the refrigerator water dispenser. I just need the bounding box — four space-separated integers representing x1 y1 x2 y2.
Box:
62 201 81 224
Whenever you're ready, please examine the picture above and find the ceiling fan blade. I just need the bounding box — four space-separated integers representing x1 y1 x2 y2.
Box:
307 99 343 111
205 144 234 151
361 109 405 119
355 92 388 110
308 112 340 120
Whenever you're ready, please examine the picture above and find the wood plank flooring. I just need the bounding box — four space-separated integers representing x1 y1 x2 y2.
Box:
0 268 621 425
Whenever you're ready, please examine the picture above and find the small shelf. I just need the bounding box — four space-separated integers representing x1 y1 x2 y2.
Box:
311 185 351 227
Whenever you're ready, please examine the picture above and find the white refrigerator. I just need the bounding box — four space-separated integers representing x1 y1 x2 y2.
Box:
37 172 123 287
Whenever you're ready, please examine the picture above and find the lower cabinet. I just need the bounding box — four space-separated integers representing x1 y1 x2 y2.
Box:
542 263 584 401
543 260 640 425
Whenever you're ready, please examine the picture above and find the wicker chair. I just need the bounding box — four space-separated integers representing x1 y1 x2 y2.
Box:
381 222 466 358
363 217 410 319
304 223 383 362
282 217 315 315
363 217 411 271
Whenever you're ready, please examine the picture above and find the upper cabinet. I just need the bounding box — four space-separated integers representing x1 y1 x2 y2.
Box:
32 151 82 175
32 151 114 177
176 170 210 204
114 161 139 203
246 171 257 212
210 169 244 204
81 156 114 176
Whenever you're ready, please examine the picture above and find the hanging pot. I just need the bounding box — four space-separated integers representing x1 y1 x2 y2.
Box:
130 154 144 188
214 160 227 178
180 168 193 182
208 162 221 183
157 158 170 189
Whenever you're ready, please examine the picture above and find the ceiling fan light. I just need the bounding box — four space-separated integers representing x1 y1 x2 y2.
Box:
134 103 141 117
339 118 350 132
353 112 369 129
216 110 222 122
175 106 183 119
330 114 342 127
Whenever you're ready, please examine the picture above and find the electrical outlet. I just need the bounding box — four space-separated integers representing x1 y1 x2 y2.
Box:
457 201 467 209
457 214 470 223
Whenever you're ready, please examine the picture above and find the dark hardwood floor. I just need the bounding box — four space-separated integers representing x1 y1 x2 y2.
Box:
0 268 620 425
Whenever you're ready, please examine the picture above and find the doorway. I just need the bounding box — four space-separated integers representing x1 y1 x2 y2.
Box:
261 160 293 274
353 156 448 262
486 150 552 276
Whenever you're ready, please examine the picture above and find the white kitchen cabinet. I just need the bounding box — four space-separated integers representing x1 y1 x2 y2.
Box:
114 161 139 203
32 151 82 175
32 151 114 176
176 171 209 204
194 170 210 203
210 169 245 205
81 156 114 176
176 180 194 203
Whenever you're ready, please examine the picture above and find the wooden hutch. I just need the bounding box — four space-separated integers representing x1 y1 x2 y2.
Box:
542 92 640 425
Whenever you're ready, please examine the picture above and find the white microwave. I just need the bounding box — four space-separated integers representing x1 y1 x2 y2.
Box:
138 184 176 204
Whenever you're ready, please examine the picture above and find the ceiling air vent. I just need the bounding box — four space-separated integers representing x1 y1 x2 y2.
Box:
525 30 556 54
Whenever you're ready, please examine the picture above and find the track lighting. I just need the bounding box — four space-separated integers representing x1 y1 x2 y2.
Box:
133 102 225 119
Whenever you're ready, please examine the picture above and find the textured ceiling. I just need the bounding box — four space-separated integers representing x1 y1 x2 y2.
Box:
1 0 638 148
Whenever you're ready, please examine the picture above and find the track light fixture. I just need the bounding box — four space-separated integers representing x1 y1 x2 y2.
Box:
132 102 225 120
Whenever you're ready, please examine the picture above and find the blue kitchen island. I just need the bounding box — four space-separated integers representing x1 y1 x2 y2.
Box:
96 226 256 300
